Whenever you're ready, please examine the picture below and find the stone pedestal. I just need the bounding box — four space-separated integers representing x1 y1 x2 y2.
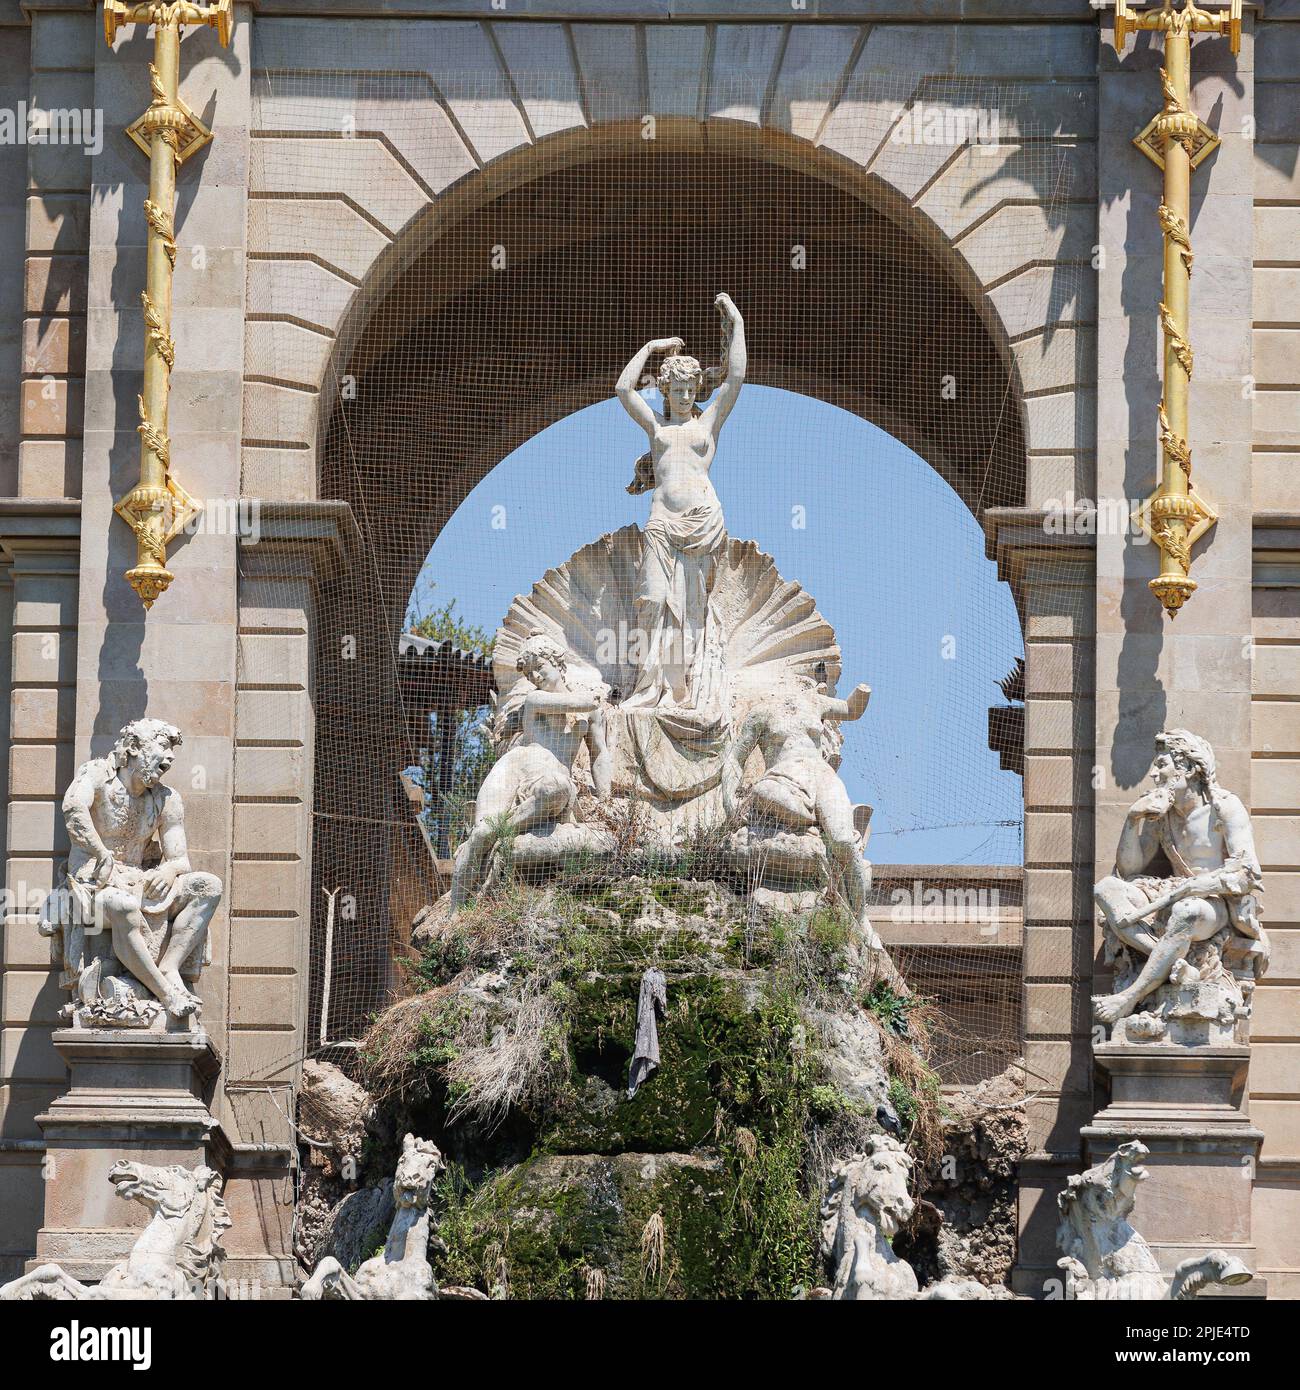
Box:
1083 1044 1264 1286
31 1029 223 1280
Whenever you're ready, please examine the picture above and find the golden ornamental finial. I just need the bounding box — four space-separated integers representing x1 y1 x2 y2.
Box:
1114 0 1240 617
102 0 234 609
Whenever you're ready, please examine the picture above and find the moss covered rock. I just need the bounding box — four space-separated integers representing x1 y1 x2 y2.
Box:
543 970 793 1155
363 876 910 1299
433 1151 732 1299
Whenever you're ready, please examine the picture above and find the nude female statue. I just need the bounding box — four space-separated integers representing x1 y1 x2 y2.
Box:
450 632 612 907
721 677 881 951
615 293 746 717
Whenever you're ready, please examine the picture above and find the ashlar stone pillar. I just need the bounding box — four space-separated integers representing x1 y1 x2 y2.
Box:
1090 11 1262 1288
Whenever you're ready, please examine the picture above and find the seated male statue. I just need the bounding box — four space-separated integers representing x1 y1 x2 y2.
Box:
1092 728 1267 1028
42 718 222 1024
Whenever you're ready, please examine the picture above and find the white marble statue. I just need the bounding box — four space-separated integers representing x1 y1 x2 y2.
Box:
723 677 880 950
450 632 613 907
301 1134 485 1301
0 1159 230 1300
815 1135 1000 1300
495 532 840 817
1092 729 1268 1044
492 298 838 823
39 719 222 1028
1056 1141 1252 1300
615 293 745 723
819 1136 921 1300
486 299 888 894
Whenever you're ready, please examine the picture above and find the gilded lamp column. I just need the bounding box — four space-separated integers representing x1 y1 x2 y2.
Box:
1114 0 1241 617
103 0 234 608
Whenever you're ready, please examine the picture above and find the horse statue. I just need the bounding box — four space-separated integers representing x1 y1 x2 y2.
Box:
1057 1141 1253 1300
819 1135 923 1299
815 1134 1008 1300
0 1159 230 1300
301 1133 486 1301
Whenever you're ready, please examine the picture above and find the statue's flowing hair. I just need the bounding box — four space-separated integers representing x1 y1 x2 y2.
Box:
494 630 570 743
515 630 568 678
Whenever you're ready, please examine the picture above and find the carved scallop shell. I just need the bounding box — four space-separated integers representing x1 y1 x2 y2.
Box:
493 523 841 719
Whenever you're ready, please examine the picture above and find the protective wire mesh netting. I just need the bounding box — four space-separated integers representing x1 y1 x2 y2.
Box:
233 67 1087 1141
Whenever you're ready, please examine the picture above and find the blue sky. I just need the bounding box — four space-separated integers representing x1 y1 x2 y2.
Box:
411 386 1024 866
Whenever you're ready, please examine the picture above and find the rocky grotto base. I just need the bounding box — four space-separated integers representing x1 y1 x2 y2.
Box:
296 870 1022 1302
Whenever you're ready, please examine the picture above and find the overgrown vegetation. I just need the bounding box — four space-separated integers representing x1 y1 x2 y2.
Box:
863 979 919 1038
421 965 822 1298
356 874 947 1298
864 981 947 1171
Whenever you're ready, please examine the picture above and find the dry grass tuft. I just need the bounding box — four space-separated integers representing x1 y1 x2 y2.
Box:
870 995 947 1175
359 985 459 1102
585 792 651 860
360 883 579 1122
640 1211 666 1284
445 975 569 1129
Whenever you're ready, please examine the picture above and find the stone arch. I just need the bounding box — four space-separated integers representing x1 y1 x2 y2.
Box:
295 121 1053 624
239 31 1089 1041
243 21 1092 533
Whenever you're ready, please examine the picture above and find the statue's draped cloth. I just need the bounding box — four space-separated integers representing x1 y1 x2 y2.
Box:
1135 812 1269 968
626 501 727 718
622 501 729 800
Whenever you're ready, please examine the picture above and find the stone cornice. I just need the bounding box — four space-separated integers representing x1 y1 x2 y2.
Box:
239 496 365 584
0 498 81 562
1253 511 1300 549
983 504 1095 588
10 0 1095 22
1253 511 1300 587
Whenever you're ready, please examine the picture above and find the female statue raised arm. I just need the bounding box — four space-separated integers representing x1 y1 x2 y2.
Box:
614 294 747 716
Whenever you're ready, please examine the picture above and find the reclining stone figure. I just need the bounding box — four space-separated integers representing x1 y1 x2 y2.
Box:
451 632 613 907
723 677 881 951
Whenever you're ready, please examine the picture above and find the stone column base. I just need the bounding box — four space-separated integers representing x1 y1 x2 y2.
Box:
31 1028 223 1280
1083 1043 1263 1284
218 1143 300 1298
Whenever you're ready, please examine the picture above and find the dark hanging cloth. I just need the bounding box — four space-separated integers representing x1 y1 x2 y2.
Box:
627 968 668 1099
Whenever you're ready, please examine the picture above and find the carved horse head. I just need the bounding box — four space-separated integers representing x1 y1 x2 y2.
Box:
393 1134 444 1212
823 1134 916 1243
1056 1140 1149 1278
106 1159 230 1290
